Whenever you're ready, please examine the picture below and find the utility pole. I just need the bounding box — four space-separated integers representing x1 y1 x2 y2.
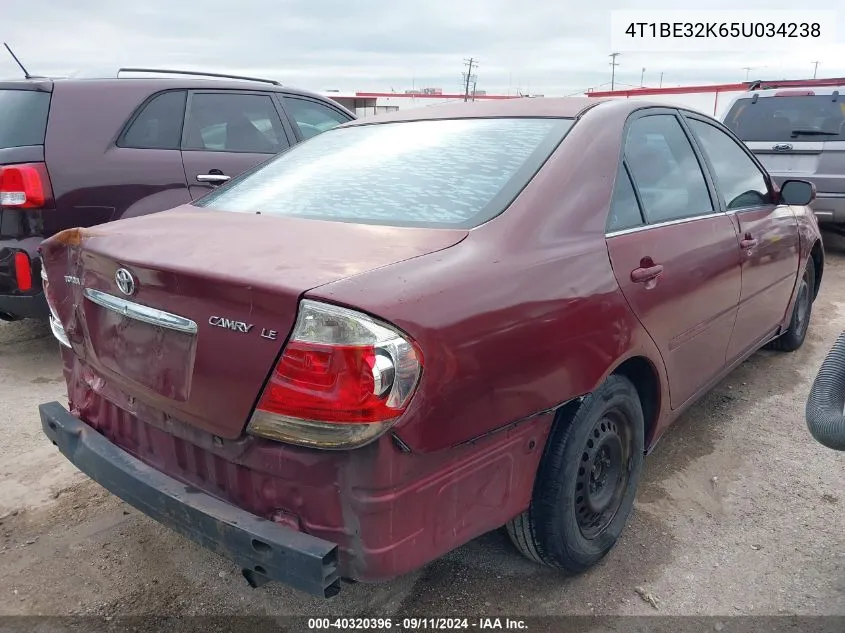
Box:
463 58 478 102
640 67 646 87
659 72 664 88
609 52 621 91
743 66 753 81
812 61 819 79
471 78 477 101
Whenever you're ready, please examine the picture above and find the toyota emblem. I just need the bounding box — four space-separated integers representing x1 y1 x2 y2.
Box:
115 268 136 296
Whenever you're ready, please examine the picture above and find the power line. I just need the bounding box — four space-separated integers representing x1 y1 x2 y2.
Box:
609 52 621 90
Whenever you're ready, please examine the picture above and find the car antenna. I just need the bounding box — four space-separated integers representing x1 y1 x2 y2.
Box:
3 43 35 79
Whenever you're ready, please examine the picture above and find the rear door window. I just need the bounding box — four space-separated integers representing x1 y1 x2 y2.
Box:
120 90 187 150
686 118 771 210
0 89 51 148
196 117 573 228
283 97 351 140
183 93 287 154
724 95 845 141
624 114 714 224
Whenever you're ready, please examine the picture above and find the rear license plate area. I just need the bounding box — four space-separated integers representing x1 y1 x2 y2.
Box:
82 300 197 401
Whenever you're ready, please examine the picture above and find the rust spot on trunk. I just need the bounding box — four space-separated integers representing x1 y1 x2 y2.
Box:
50 228 85 247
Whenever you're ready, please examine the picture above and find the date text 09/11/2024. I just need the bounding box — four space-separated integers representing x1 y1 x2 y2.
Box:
307 618 529 630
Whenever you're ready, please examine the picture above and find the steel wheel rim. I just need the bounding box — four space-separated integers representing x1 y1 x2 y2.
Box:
575 409 632 539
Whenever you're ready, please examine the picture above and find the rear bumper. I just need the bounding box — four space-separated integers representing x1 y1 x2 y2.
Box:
39 401 342 598
0 291 47 319
811 194 845 224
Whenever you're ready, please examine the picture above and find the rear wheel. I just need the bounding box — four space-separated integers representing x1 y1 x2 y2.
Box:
507 374 644 572
765 257 815 353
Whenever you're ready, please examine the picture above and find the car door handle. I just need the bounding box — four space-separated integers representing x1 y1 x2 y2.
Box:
631 264 664 283
740 237 758 250
196 174 231 184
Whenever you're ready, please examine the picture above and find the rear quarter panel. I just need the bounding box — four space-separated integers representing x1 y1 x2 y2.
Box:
309 100 671 453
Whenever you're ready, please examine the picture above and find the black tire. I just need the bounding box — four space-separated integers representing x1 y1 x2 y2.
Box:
765 257 815 353
507 374 644 572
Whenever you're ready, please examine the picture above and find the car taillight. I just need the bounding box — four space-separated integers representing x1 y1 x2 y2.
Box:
14 252 32 292
0 163 51 208
247 299 423 449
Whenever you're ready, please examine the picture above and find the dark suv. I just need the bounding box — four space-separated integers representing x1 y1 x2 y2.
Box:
0 69 355 321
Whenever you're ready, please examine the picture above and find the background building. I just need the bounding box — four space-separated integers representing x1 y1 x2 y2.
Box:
320 90 525 117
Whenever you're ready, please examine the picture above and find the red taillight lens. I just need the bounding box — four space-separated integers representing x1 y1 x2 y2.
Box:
14 252 32 292
258 342 401 423
0 163 51 208
248 300 423 449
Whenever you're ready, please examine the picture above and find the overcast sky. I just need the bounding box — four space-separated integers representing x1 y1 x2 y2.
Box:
3 1 843 96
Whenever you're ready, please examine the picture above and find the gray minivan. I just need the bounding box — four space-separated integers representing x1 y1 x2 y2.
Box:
722 86 845 228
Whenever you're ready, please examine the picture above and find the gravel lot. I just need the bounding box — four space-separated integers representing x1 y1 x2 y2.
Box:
1 234 843 619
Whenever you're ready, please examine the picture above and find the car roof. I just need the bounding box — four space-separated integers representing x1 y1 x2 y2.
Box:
0 75 327 100
341 97 689 126
739 86 845 98
720 85 845 115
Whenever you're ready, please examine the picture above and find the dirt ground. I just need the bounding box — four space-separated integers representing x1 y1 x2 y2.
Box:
1 235 844 620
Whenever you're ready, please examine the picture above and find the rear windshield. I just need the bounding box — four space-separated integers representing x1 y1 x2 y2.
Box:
0 90 51 148
195 117 574 229
724 95 845 142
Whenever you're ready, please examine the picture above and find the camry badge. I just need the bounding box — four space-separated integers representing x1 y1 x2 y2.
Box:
208 316 277 339
209 316 254 334
115 268 136 296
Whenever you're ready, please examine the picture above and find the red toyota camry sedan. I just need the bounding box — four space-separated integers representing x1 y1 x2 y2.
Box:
39 97 823 598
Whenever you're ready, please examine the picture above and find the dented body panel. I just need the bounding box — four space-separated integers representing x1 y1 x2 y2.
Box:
53 357 551 582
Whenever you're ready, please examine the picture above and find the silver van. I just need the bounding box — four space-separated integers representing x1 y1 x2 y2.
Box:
722 86 845 228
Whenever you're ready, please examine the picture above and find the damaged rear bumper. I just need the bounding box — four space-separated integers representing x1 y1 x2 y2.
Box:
39 401 341 598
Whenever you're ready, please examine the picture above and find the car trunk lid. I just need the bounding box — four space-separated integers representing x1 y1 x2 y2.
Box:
41 206 467 439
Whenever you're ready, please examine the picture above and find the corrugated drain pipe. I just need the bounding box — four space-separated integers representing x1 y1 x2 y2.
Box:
806 332 845 451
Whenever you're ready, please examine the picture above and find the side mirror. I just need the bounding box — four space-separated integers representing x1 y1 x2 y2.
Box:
780 179 816 206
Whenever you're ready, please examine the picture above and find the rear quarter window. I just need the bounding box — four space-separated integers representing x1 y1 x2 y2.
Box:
119 90 187 150
0 90 51 148
195 117 574 229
